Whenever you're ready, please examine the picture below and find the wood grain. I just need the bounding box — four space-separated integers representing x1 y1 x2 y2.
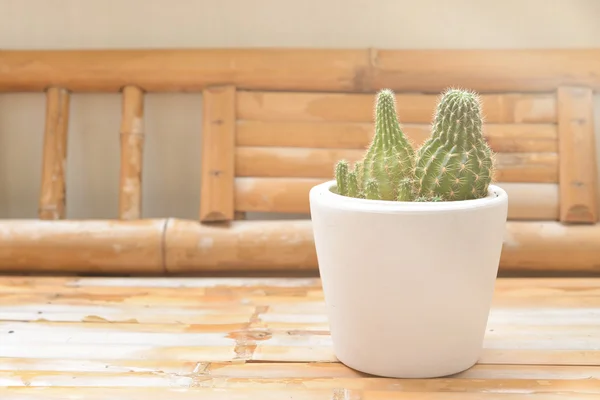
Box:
2 48 599 93
0 276 599 398
199 85 236 222
557 86 599 223
119 85 145 220
38 87 70 220
237 91 557 123
234 178 559 220
234 147 558 183
236 121 559 153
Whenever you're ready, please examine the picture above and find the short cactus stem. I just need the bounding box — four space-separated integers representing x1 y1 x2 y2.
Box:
365 178 380 200
347 171 359 198
335 160 349 196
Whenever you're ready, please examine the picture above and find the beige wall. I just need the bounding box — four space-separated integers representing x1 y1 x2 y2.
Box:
1 0 599 219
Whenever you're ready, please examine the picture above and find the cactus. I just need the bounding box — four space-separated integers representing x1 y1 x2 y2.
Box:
332 87 495 203
365 178 380 200
335 160 349 196
362 89 415 200
414 88 494 201
333 88 416 201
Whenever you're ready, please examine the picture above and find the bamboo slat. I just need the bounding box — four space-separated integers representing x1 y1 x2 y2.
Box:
236 121 559 153
234 147 558 183
38 87 70 220
199 85 236 222
233 178 559 220
119 85 145 220
0 218 598 273
0 276 600 398
2 49 600 93
237 91 557 124
557 86 598 223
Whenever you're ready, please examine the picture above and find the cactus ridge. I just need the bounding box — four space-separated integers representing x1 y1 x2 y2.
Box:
333 87 495 203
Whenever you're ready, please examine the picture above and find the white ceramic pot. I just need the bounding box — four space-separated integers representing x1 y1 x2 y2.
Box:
309 180 509 378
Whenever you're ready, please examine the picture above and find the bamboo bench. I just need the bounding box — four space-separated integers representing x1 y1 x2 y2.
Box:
1 48 600 398
0 48 599 275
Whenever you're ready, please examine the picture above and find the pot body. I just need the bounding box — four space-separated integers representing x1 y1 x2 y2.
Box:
309 181 509 378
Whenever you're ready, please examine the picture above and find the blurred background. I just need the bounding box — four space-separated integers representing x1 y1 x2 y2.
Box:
1 0 599 220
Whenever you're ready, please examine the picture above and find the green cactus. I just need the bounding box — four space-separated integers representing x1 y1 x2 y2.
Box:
362 89 415 200
414 88 494 201
347 170 359 198
333 88 416 201
335 160 349 196
365 178 380 200
332 87 494 203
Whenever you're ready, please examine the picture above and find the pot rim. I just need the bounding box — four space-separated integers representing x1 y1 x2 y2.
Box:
309 180 508 215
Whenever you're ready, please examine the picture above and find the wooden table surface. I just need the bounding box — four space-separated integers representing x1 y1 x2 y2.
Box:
0 276 599 399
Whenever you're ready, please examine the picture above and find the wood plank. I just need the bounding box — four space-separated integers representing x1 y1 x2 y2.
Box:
234 178 559 220
557 86 598 223
237 91 557 123
1 387 595 400
1 365 600 394
118 85 145 220
0 48 371 93
38 87 70 220
235 147 559 183
199 85 236 222
236 121 559 153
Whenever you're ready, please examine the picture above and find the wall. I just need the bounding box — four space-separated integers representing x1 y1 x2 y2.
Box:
1 0 599 219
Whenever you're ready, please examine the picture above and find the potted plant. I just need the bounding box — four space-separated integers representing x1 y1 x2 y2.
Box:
309 88 508 378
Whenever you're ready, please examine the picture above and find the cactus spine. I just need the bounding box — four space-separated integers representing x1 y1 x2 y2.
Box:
414 88 494 201
333 87 495 202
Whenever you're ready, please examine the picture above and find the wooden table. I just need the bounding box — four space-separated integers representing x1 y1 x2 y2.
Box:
1 276 599 399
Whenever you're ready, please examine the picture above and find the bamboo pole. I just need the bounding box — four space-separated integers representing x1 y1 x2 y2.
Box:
39 87 70 220
557 86 598 223
119 85 145 220
199 85 236 222
1 49 600 93
0 220 165 273
0 219 597 274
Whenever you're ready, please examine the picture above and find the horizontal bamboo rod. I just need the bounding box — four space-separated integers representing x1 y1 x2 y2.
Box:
235 147 559 183
0 220 165 273
236 121 558 153
0 218 597 274
237 91 557 124
233 178 559 220
1 49 600 92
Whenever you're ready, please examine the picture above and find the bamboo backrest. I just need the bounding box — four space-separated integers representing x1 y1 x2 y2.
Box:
0 48 599 275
